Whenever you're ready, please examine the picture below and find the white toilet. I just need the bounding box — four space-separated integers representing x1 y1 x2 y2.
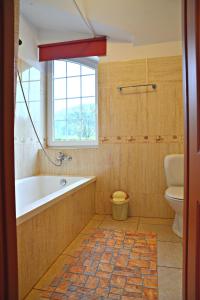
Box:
164 154 184 237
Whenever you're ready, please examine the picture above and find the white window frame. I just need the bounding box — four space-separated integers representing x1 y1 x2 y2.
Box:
47 57 98 148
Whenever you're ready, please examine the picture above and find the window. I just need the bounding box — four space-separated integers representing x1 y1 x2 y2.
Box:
16 66 41 130
48 58 98 147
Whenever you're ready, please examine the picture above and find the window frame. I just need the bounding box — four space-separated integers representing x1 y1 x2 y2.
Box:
47 57 99 148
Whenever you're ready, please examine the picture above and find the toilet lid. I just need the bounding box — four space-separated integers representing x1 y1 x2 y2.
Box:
165 186 184 200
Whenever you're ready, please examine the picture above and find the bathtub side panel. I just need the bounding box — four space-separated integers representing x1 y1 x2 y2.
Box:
17 182 95 299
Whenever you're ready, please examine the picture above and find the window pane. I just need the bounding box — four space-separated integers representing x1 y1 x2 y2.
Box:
66 98 81 140
66 118 81 140
82 97 95 113
82 98 96 140
67 77 80 98
54 121 67 140
54 100 66 121
67 61 80 77
54 60 66 78
22 69 29 81
81 112 96 140
20 82 29 100
82 65 95 75
16 82 24 102
54 78 66 99
30 67 40 80
29 81 40 101
15 102 27 119
29 102 41 128
81 75 95 97
67 97 81 117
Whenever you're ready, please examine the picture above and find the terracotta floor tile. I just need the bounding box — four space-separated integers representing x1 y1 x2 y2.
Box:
96 270 112 279
99 277 110 288
127 276 143 286
50 292 68 300
69 273 87 286
95 287 110 297
124 284 142 294
85 276 99 289
128 259 149 269
111 274 126 288
108 293 121 299
54 281 70 293
34 255 77 291
110 287 124 295
28 228 158 300
115 254 129 267
143 287 158 300
68 265 84 274
101 252 112 263
98 262 114 273
143 276 158 289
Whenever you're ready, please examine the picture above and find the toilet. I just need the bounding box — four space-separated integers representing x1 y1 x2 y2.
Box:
164 154 184 237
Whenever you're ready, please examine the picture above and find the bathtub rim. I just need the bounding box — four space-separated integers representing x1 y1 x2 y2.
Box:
16 175 96 225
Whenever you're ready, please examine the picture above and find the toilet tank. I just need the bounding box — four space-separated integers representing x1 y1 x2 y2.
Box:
164 154 184 187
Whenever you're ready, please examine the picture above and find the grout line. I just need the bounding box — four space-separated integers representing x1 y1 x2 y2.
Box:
157 239 182 243
158 265 183 270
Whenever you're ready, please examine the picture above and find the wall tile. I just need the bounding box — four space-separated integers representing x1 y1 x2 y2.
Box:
39 56 184 218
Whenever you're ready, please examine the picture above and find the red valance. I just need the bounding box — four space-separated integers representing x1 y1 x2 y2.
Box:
38 36 107 62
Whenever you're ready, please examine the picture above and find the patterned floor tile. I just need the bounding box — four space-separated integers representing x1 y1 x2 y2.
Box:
33 229 158 300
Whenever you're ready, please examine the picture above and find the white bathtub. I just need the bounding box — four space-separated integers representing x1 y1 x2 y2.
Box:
17 175 96 298
15 175 96 224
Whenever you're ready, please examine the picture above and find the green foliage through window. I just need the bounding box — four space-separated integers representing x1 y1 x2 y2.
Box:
52 59 97 144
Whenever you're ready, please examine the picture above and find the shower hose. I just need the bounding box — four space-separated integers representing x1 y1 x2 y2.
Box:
17 69 62 167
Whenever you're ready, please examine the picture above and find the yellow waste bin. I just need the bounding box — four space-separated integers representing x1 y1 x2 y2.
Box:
110 191 129 221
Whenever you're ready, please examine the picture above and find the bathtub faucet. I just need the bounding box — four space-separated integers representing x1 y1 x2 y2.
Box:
56 152 72 165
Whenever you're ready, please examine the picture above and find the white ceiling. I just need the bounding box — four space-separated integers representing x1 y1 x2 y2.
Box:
20 0 182 45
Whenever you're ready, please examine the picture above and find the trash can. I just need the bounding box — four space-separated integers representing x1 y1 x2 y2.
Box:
110 191 129 221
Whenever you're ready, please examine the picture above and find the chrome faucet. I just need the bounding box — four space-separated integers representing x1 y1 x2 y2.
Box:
56 152 72 165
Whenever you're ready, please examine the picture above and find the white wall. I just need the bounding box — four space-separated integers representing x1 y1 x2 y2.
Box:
19 15 40 67
100 41 182 62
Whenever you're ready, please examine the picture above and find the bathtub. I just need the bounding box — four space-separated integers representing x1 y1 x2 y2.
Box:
16 175 96 225
16 175 96 298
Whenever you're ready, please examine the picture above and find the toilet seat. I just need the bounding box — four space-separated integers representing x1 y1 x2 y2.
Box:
165 186 184 201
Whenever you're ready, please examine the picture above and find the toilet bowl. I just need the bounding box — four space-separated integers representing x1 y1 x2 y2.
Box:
164 154 184 238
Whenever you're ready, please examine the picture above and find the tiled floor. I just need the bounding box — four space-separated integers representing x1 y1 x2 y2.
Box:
25 215 182 300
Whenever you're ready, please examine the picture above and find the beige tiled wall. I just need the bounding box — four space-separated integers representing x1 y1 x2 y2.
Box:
15 59 46 179
39 56 184 219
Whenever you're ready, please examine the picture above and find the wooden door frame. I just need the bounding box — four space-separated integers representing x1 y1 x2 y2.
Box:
0 0 197 299
0 0 18 299
182 0 189 299
182 0 200 299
